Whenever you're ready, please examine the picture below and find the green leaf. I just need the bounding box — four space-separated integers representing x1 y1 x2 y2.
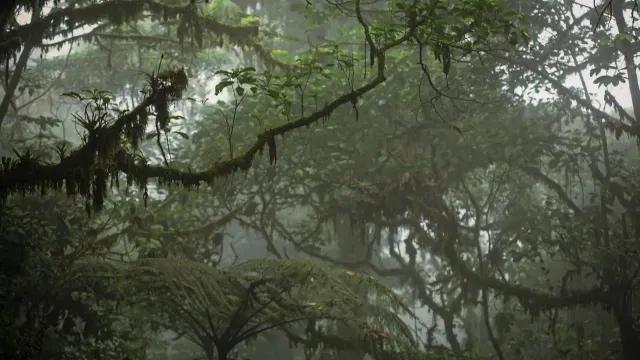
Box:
594 74 625 87
215 80 235 95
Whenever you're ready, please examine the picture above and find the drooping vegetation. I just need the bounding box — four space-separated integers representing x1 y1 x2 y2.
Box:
1 1 639 359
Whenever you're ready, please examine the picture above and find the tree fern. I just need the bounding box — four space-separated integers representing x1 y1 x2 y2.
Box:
120 257 422 359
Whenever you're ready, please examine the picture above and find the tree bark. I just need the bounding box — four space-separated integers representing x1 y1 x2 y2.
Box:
217 347 230 360
614 307 640 360
0 0 41 129
204 345 215 360
612 0 640 123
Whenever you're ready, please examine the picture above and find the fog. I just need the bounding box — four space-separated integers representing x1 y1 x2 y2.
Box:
1 1 639 360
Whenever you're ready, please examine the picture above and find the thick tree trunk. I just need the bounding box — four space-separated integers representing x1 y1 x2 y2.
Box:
203 343 215 360
612 0 640 123
0 42 31 126
614 308 640 360
217 347 230 360
0 0 41 129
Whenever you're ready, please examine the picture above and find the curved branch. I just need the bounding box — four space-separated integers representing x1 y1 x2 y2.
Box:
427 197 606 312
1 0 259 59
517 165 583 215
1 1 417 208
115 51 388 185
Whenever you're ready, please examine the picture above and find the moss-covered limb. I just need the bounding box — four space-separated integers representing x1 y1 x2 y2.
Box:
443 236 605 311
0 0 260 129
1 0 424 208
115 50 389 186
2 1 146 54
56 31 295 74
1 0 259 60
0 40 385 207
91 32 181 46
248 40 300 71
428 197 607 313
0 90 156 208
198 15 258 43
133 208 238 239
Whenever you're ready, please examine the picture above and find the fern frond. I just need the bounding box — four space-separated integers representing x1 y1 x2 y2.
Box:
120 257 422 356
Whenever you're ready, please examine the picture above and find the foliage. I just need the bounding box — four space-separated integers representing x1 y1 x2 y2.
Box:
0 197 149 360
4 0 640 360
112 257 420 359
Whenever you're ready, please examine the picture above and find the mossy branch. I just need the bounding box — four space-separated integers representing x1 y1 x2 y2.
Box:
1 0 259 62
429 196 607 313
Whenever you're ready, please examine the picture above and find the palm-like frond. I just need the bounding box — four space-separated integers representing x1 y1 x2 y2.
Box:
123 257 421 357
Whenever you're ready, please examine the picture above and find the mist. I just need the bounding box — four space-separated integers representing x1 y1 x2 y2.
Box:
1 1 639 359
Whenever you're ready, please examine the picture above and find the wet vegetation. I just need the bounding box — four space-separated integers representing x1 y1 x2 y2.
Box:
1 1 639 359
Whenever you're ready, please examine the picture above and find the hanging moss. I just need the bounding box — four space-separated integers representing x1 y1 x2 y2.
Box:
92 168 107 211
124 107 148 149
201 17 258 46
0 75 175 210
0 0 392 213
2 0 261 67
0 38 21 64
